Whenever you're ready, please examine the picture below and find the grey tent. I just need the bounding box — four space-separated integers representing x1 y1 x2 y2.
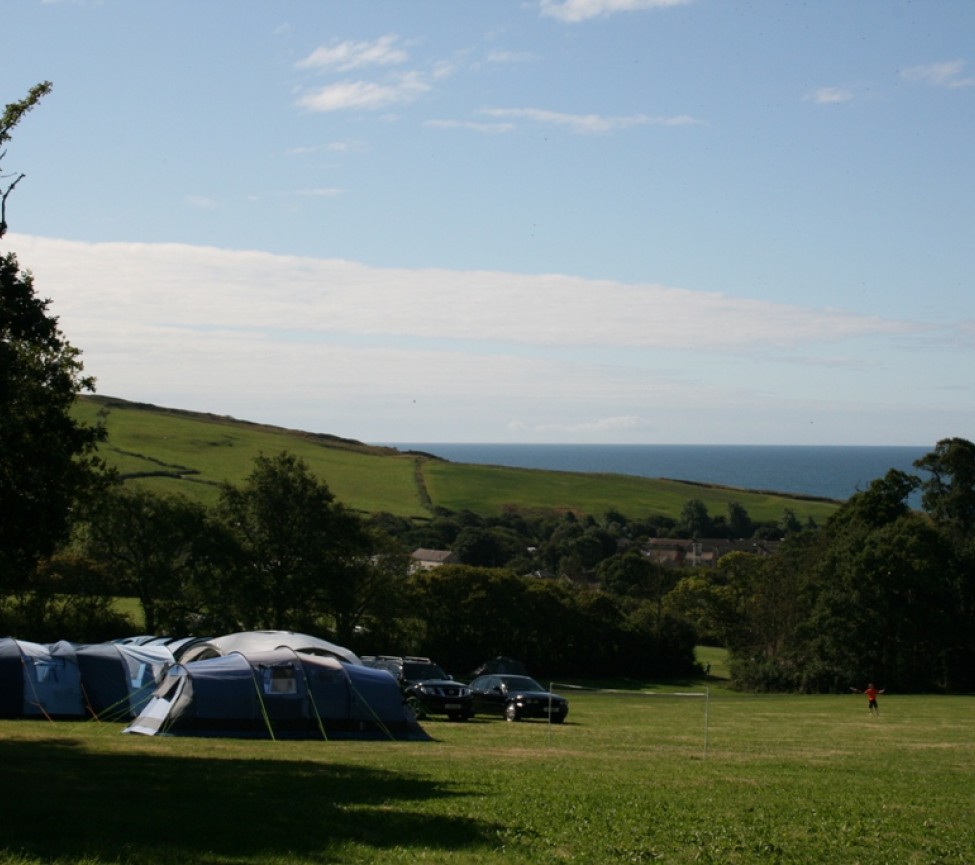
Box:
178 630 361 665
0 638 85 719
114 635 211 662
123 648 428 740
75 642 175 720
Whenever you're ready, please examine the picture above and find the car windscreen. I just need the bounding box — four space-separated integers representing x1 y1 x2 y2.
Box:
501 676 544 691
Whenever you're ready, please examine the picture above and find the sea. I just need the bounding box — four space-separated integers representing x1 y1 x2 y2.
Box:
381 443 933 502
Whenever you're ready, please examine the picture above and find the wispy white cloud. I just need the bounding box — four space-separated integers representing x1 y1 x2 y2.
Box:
297 72 431 112
424 119 515 134
805 86 855 105
184 195 218 210
478 106 701 133
295 187 343 198
486 50 537 64
296 35 408 72
901 59 975 89
540 0 692 23
10 235 918 355
533 415 653 434
326 140 365 153
292 35 454 114
4 235 951 443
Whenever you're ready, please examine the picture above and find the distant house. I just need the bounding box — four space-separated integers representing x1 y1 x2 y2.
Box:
410 548 458 572
642 538 780 569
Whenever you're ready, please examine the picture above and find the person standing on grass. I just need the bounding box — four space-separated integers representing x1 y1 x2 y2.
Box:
851 683 885 715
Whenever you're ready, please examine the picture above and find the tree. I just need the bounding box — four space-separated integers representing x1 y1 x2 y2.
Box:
1 82 108 592
215 452 371 633
597 550 678 623
915 438 975 545
454 525 524 568
83 487 214 634
328 527 410 647
727 501 753 539
914 438 975 689
677 498 712 538
802 511 953 692
786 470 953 692
1 82 52 238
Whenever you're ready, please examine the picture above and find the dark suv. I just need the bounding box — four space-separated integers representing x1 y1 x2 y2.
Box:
361 655 474 721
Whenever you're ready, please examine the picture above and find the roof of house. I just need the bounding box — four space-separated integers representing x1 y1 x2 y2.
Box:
410 548 456 563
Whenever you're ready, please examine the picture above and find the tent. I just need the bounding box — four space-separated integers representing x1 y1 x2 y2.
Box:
114 635 211 662
0 638 85 719
75 642 175 720
123 648 428 741
178 630 361 666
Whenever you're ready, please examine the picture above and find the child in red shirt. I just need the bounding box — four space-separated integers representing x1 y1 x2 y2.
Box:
851 683 885 715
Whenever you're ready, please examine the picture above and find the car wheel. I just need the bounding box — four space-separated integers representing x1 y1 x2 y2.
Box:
406 696 427 721
447 711 467 722
551 714 565 724
504 703 519 722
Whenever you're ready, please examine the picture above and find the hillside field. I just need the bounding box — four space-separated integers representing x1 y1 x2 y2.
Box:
73 395 840 523
2 684 972 864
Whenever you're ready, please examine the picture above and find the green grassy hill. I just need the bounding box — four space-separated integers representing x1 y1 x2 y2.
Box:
73 395 841 523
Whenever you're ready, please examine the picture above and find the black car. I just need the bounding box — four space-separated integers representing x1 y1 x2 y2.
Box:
361 655 474 721
468 674 569 723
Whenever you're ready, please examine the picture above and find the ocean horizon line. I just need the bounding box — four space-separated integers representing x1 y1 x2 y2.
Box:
376 443 931 502
380 442 933 449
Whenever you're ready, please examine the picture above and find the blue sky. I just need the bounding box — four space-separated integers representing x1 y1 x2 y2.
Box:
5 0 974 445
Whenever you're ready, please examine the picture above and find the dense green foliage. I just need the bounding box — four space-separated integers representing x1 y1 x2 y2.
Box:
2 688 974 864
1 82 108 598
405 564 695 678
70 457 700 678
671 450 975 693
8 418 975 690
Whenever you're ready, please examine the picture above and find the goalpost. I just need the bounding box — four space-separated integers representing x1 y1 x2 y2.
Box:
548 682 711 758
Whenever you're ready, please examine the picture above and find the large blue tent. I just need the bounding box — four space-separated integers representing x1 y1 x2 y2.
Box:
124 648 428 741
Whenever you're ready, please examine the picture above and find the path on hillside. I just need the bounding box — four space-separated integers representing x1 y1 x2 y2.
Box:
413 457 434 513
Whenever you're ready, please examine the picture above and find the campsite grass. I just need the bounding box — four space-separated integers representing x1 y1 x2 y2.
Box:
2 688 973 865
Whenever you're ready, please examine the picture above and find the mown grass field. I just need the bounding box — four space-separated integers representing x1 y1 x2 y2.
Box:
2 684 972 864
73 396 840 523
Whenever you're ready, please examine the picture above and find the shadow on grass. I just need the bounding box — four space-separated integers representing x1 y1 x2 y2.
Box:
0 737 497 864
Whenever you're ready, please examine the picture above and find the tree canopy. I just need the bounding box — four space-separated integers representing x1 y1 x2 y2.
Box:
1 82 107 592
1 81 52 238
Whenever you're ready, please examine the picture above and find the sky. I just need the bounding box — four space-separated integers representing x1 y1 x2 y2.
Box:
4 0 974 445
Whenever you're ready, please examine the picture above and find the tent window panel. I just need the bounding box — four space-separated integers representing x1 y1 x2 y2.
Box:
263 665 298 695
127 661 148 688
123 656 148 688
32 660 61 683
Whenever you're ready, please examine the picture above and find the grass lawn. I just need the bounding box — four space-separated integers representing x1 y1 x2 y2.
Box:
2 686 972 864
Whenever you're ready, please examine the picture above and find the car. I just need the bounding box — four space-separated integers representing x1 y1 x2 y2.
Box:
360 655 474 721
468 674 569 723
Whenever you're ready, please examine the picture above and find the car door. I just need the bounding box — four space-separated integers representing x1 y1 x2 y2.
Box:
472 675 503 715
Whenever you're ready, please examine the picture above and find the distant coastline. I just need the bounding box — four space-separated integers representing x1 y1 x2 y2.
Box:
381 443 931 502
